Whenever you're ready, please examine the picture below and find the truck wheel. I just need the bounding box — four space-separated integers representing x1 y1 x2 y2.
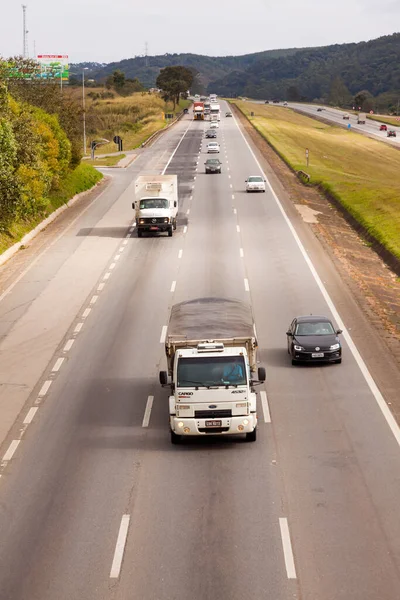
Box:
173 219 177 231
137 229 142 238
246 428 257 442
171 430 181 444
168 227 173 237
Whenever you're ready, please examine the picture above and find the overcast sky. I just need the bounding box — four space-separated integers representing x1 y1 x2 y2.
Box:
1 0 399 63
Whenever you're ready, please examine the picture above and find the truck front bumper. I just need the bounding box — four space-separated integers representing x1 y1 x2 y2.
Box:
170 414 257 436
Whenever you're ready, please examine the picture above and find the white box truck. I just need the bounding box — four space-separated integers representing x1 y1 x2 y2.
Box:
133 175 178 238
357 113 367 124
210 103 220 121
159 297 266 443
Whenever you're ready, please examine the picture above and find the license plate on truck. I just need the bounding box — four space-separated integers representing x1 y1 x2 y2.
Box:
205 420 222 427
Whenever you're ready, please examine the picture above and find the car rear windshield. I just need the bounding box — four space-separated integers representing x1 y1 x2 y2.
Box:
206 159 220 164
295 321 335 335
248 176 263 182
177 356 246 387
140 198 169 209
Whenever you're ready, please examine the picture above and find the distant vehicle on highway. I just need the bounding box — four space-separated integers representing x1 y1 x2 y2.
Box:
134 175 178 238
342 113 350 120
207 142 220 153
357 113 367 124
264 100 270 104
317 107 323 112
283 102 288 106
205 130 217 138
245 175 266 193
379 124 388 131
387 129 397 137
286 315 342 365
225 111 232 117
204 158 222 174
209 122 219 129
272 99 280 103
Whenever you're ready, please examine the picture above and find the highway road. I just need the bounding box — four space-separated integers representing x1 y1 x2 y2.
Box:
0 102 400 600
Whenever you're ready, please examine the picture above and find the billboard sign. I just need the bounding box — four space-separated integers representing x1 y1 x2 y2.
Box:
36 55 69 81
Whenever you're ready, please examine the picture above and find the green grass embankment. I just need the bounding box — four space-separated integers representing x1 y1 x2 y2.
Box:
0 164 102 255
232 100 400 262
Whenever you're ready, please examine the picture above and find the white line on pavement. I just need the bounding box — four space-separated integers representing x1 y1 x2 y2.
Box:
129 227 134 233
178 249 183 259
160 325 168 343
126 233 131 238
63 339 75 352
114 255 120 261
103 272 111 280
260 391 271 423
97 282 105 292
74 322 83 334
23 407 38 425
110 515 131 579
230 184 233 188
2 440 20 462
236 225 240 233
279 518 297 579
232 108 400 447
90 295 98 305
186 209 190 215
122 240 128 245
52 357 65 373
82 308 91 319
232 194 235 200
233 208 237 214
109 263 116 270
38 380 52 397
119 246 125 252
244 278 250 292
240 248 244 258
170 281 176 292
229 175 231 179
142 396 154 428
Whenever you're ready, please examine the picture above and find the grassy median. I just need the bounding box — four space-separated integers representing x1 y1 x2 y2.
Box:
232 100 400 261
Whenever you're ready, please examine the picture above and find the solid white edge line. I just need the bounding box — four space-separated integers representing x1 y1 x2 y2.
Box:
2 440 21 462
244 278 250 292
64 339 75 352
110 514 131 579
38 380 52 397
231 106 400 447
162 121 192 175
52 357 65 373
142 395 154 428
260 391 271 423
160 325 168 344
23 407 38 425
240 248 244 258
279 518 297 579
170 281 176 293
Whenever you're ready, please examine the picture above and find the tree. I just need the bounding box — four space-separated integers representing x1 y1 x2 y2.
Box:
328 76 352 107
287 85 301 101
112 70 126 90
354 90 374 111
156 66 193 109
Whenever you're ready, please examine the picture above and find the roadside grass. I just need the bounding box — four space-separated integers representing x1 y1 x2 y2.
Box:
232 100 400 261
85 92 190 155
84 154 126 167
0 164 102 255
367 114 400 127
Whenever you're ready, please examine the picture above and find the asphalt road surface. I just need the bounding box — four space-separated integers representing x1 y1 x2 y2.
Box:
0 104 400 600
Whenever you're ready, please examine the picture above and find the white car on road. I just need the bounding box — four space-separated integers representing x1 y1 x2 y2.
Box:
245 175 266 192
207 142 220 153
209 122 219 129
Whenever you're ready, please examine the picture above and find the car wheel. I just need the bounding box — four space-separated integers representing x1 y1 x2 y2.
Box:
246 427 257 442
170 430 181 444
137 229 142 238
173 219 177 231
168 228 173 237
334 358 342 364
291 358 298 366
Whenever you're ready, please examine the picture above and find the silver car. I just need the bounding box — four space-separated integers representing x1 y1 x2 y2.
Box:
245 175 266 192
207 142 220 153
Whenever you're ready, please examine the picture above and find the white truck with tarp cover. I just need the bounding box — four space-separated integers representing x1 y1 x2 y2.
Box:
159 297 266 444
133 175 178 238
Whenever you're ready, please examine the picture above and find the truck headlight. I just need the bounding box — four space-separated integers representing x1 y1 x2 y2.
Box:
242 419 249 426
177 421 184 428
330 343 340 350
164 217 169 223
139 219 145 224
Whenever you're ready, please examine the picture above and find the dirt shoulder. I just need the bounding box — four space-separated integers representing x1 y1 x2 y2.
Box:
232 103 400 412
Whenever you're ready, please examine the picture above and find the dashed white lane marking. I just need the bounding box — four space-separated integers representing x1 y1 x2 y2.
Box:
109 263 116 270
142 396 154 428
233 208 237 214
23 407 38 425
227 167 230 171
114 255 120 261
38 380 52 397
97 282 105 292
260 391 271 423
244 278 250 292
194 176 196 181
178 249 183 259
2 440 20 462
122 240 128 246
118 247 125 253
279 518 297 579
110 515 131 579
74 322 83 334
228 175 231 179
90 295 98 305
170 281 176 293
230 184 233 188
126 233 132 239
240 248 244 258
236 225 240 233
82 308 91 319
52 357 65 373
183 225 187 234
186 209 190 215
129 227 134 233
160 325 168 344
64 339 75 352
103 272 111 280
190 195 193 201
232 194 235 200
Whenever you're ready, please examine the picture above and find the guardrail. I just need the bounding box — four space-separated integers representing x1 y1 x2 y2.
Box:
297 170 310 182
141 110 185 149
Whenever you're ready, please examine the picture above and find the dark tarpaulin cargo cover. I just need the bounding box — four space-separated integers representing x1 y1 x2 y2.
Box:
167 297 255 341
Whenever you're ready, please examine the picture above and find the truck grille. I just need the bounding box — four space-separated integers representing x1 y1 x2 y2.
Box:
142 217 166 224
195 409 232 419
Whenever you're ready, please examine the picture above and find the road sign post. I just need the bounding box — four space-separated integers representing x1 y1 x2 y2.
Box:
305 148 309 167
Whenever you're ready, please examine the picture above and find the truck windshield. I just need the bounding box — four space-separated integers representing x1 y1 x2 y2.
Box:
140 198 169 209
177 356 246 387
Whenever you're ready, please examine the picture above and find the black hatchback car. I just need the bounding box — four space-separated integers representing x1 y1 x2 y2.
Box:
204 158 222 173
205 130 217 138
286 315 342 365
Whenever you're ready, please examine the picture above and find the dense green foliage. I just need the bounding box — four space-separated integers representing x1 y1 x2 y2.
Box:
156 66 193 108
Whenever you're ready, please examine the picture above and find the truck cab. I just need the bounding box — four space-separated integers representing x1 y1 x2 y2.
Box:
133 175 178 238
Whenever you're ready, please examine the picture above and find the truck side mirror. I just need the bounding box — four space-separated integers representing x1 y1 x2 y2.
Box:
159 371 168 385
132 202 135 209
286 331 292 336
174 201 177 208
258 367 266 382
